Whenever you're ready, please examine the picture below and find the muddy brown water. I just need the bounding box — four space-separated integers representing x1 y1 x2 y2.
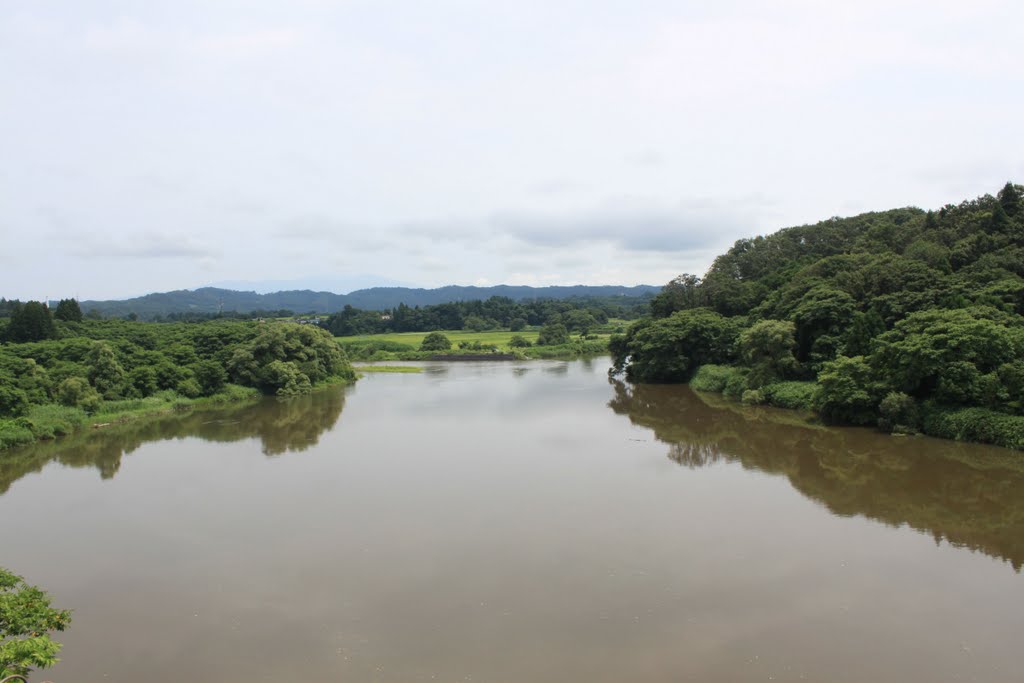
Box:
2 359 1022 682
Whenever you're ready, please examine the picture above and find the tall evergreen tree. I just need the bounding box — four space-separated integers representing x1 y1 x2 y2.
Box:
998 181 1021 217
4 301 56 342
53 298 83 323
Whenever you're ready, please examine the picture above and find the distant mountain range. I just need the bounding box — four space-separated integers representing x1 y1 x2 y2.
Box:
79 285 660 319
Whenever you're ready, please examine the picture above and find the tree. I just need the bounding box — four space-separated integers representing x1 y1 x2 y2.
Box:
4 302 55 343
611 309 740 382
998 181 1021 217
86 342 127 399
650 274 704 318
738 319 800 387
564 310 598 336
0 567 71 679
536 321 569 346
814 355 881 425
53 299 83 323
419 332 452 351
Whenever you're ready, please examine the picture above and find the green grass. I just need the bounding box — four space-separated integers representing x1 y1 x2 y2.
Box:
356 365 424 373
342 329 611 354
346 329 544 349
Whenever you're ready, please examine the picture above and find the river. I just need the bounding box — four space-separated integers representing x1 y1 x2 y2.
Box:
2 359 1022 682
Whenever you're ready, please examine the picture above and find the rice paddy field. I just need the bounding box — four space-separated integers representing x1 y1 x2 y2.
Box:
344 328 621 351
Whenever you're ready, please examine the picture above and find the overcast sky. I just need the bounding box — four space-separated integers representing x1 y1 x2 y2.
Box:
2 0 1023 300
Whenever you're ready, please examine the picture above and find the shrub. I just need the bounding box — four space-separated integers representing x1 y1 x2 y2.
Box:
878 391 920 433
55 377 101 414
690 364 744 393
762 381 817 410
508 335 532 348
741 389 765 405
921 406 1024 450
420 332 452 351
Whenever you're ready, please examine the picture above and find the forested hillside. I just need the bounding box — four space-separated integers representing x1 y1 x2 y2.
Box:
72 284 658 319
0 315 355 450
612 183 1024 449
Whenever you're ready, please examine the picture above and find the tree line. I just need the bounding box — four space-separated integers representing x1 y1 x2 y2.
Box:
322 295 645 337
612 182 1024 449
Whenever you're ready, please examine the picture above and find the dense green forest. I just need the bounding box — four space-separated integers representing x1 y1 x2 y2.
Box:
0 309 355 450
611 183 1024 450
323 294 644 336
71 284 657 319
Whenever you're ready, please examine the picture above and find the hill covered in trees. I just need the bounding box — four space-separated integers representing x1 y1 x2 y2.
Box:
71 284 658 320
612 182 1024 450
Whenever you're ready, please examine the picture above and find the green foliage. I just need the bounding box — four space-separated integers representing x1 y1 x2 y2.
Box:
814 356 881 425
738 319 800 387
227 324 354 396
86 341 128 399
611 309 740 383
508 335 532 348
689 364 745 394
419 332 453 351
4 302 56 343
872 307 1024 401
617 183 1024 447
53 298 83 323
878 391 920 433
0 319 356 449
536 321 569 346
761 381 817 410
55 377 101 413
922 406 1024 450
0 567 71 679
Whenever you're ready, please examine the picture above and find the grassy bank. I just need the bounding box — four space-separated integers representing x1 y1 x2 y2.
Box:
0 384 262 451
688 364 1024 451
355 365 424 373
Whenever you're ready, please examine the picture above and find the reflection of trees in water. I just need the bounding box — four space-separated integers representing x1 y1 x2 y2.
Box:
0 389 347 494
609 380 1024 572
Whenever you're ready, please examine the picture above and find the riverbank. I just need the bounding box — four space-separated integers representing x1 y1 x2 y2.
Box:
0 385 260 451
0 375 356 452
687 364 1024 451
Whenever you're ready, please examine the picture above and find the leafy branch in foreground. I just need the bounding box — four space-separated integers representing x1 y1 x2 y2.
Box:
0 568 71 679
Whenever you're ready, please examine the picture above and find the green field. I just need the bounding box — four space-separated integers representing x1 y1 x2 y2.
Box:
345 328 617 350
346 329 539 349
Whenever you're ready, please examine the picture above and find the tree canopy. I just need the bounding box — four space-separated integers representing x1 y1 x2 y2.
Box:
611 183 1024 448
0 567 71 679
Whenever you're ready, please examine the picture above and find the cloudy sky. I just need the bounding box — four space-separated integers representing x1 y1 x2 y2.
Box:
2 0 1023 300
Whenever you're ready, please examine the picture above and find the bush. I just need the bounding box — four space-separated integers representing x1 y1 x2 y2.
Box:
921 406 1024 450
508 335 532 348
741 389 765 405
878 391 920 433
536 322 569 346
690 364 744 393
723 370 749 399
762 381 817 410
420 332 452 351
0 420 35 449
55 376 101 414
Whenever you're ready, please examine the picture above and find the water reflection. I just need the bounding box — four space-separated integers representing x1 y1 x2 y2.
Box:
0 388 346 495
608 380 1024 572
